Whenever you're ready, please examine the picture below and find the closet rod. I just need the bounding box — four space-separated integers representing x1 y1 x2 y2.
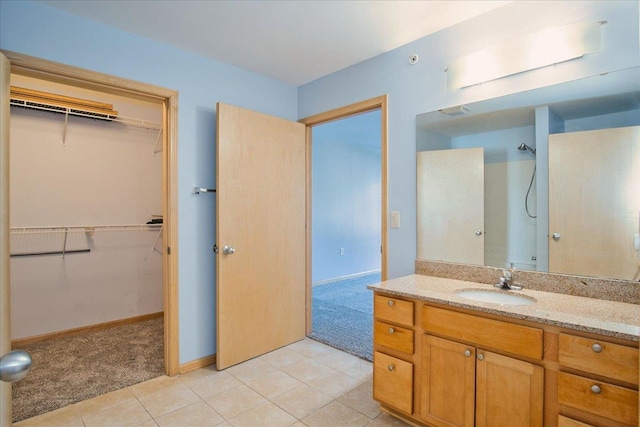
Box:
10 224 163 234
10 249 91 258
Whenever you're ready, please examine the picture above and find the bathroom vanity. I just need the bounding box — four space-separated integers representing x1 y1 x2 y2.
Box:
370 274 639 427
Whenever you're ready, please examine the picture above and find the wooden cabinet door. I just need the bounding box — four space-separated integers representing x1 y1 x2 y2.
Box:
421 335 475 427
475 351 544 427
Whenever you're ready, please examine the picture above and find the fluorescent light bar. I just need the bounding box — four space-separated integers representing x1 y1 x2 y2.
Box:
447 22 602 90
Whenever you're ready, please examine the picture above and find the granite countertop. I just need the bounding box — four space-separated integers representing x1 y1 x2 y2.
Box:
368 274 640 342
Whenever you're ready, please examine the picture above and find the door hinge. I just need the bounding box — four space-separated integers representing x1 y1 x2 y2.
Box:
167 246 171 255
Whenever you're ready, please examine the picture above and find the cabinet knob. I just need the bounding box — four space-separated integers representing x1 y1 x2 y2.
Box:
591 384 602 394
388 300 394 307
388 327 395 334
464 349 471 357
591 343 603 353
477 353 484 361
388 365 395 371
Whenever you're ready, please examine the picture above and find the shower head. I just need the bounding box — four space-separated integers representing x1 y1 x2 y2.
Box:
517 143 536 155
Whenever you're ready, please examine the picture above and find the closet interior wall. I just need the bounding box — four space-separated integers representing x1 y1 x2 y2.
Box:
9 74 164 340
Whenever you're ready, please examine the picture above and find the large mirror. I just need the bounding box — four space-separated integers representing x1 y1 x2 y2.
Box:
416 67 640 282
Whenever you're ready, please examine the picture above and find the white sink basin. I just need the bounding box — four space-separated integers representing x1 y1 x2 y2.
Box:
455 289 536 306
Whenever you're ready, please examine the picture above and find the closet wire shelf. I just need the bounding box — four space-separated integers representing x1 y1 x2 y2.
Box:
10 224 163 258
9 99 163 131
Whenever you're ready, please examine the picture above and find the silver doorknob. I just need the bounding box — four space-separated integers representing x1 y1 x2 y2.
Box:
0 350 32 383
222 245 235 255
590 384 602 394
464 349 471 357
477 353 484 361
552 233 561 241
592 343 603 353
475 230 482 236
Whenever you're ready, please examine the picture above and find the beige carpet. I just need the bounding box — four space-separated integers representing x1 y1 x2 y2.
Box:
12 317 164 422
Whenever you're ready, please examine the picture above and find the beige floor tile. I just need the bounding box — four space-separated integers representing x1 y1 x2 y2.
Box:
186 370 243 398
137 382 201 418
365 413 412 426
271 384 333 419
14 405 83 427
203 383 268 419
337 381 380 419
179 364 218 384
130 375 181 399
336 358 373 382
74 387 137 417
307 369 362 398
291 423 308 427
82 399 152 427
286 338 336 359
134 421 159 427
155 401 224 427
320 348 366 371
302 401 370 427
226 358 278 383
260 346 309 369
281 357 335 383
228 402 297 427
242 368 302 399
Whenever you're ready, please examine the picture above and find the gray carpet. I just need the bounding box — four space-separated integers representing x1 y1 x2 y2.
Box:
12 317 164 422
309 272 380 361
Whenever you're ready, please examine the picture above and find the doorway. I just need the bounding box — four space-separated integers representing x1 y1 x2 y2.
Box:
300 96 388 360
0 50 179 424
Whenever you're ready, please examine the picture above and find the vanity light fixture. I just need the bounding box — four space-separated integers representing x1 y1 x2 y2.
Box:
446 21 603 90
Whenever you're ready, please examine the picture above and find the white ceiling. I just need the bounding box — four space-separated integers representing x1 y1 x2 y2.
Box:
41 0 510 86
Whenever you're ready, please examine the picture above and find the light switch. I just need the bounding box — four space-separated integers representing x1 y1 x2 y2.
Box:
391 211 400 228
340 248 345 256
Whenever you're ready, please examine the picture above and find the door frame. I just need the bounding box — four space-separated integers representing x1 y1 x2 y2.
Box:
299 95 388 334
0 50 180 376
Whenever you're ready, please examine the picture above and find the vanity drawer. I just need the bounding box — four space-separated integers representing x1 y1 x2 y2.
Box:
373 351 413 414
559 333 638 385
374 320 414 354
422 305 543 360
374 294 414 327
558 372 638 426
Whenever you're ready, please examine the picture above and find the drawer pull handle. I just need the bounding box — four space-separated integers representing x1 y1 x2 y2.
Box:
477 353 484 361
388 300 395 307
591 343 603 353
388 328 395 334
388 365 395 371
464 350 471 357
591 384 601 394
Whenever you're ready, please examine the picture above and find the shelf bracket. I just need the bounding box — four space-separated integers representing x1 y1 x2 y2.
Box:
62 227 69 258
152 226 163 253
62 109 69 146
153 128 163 156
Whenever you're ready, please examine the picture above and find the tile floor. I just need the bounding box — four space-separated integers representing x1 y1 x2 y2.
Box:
15 338 410 427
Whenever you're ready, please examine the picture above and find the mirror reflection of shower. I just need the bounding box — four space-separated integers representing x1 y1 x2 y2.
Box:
517 143 537 218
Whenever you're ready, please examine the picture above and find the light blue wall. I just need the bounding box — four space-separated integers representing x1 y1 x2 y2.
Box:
0 0 298 364
312 110 381 283
298 0 640 279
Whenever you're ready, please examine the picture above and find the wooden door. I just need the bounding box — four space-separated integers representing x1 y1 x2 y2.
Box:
1 52 12 427
475 351 543 427
420 335 475 427
216 103 306 370
549 126 640 280
417 148 484 265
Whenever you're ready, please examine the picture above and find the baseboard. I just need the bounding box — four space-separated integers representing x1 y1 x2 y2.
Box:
12 312 164 347
180 354 217 374
312 269 381 286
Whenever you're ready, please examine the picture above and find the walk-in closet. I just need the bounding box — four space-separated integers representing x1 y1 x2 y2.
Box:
9 73 165 421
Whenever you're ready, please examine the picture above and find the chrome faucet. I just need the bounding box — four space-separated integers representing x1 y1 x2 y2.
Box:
495 269 523 290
